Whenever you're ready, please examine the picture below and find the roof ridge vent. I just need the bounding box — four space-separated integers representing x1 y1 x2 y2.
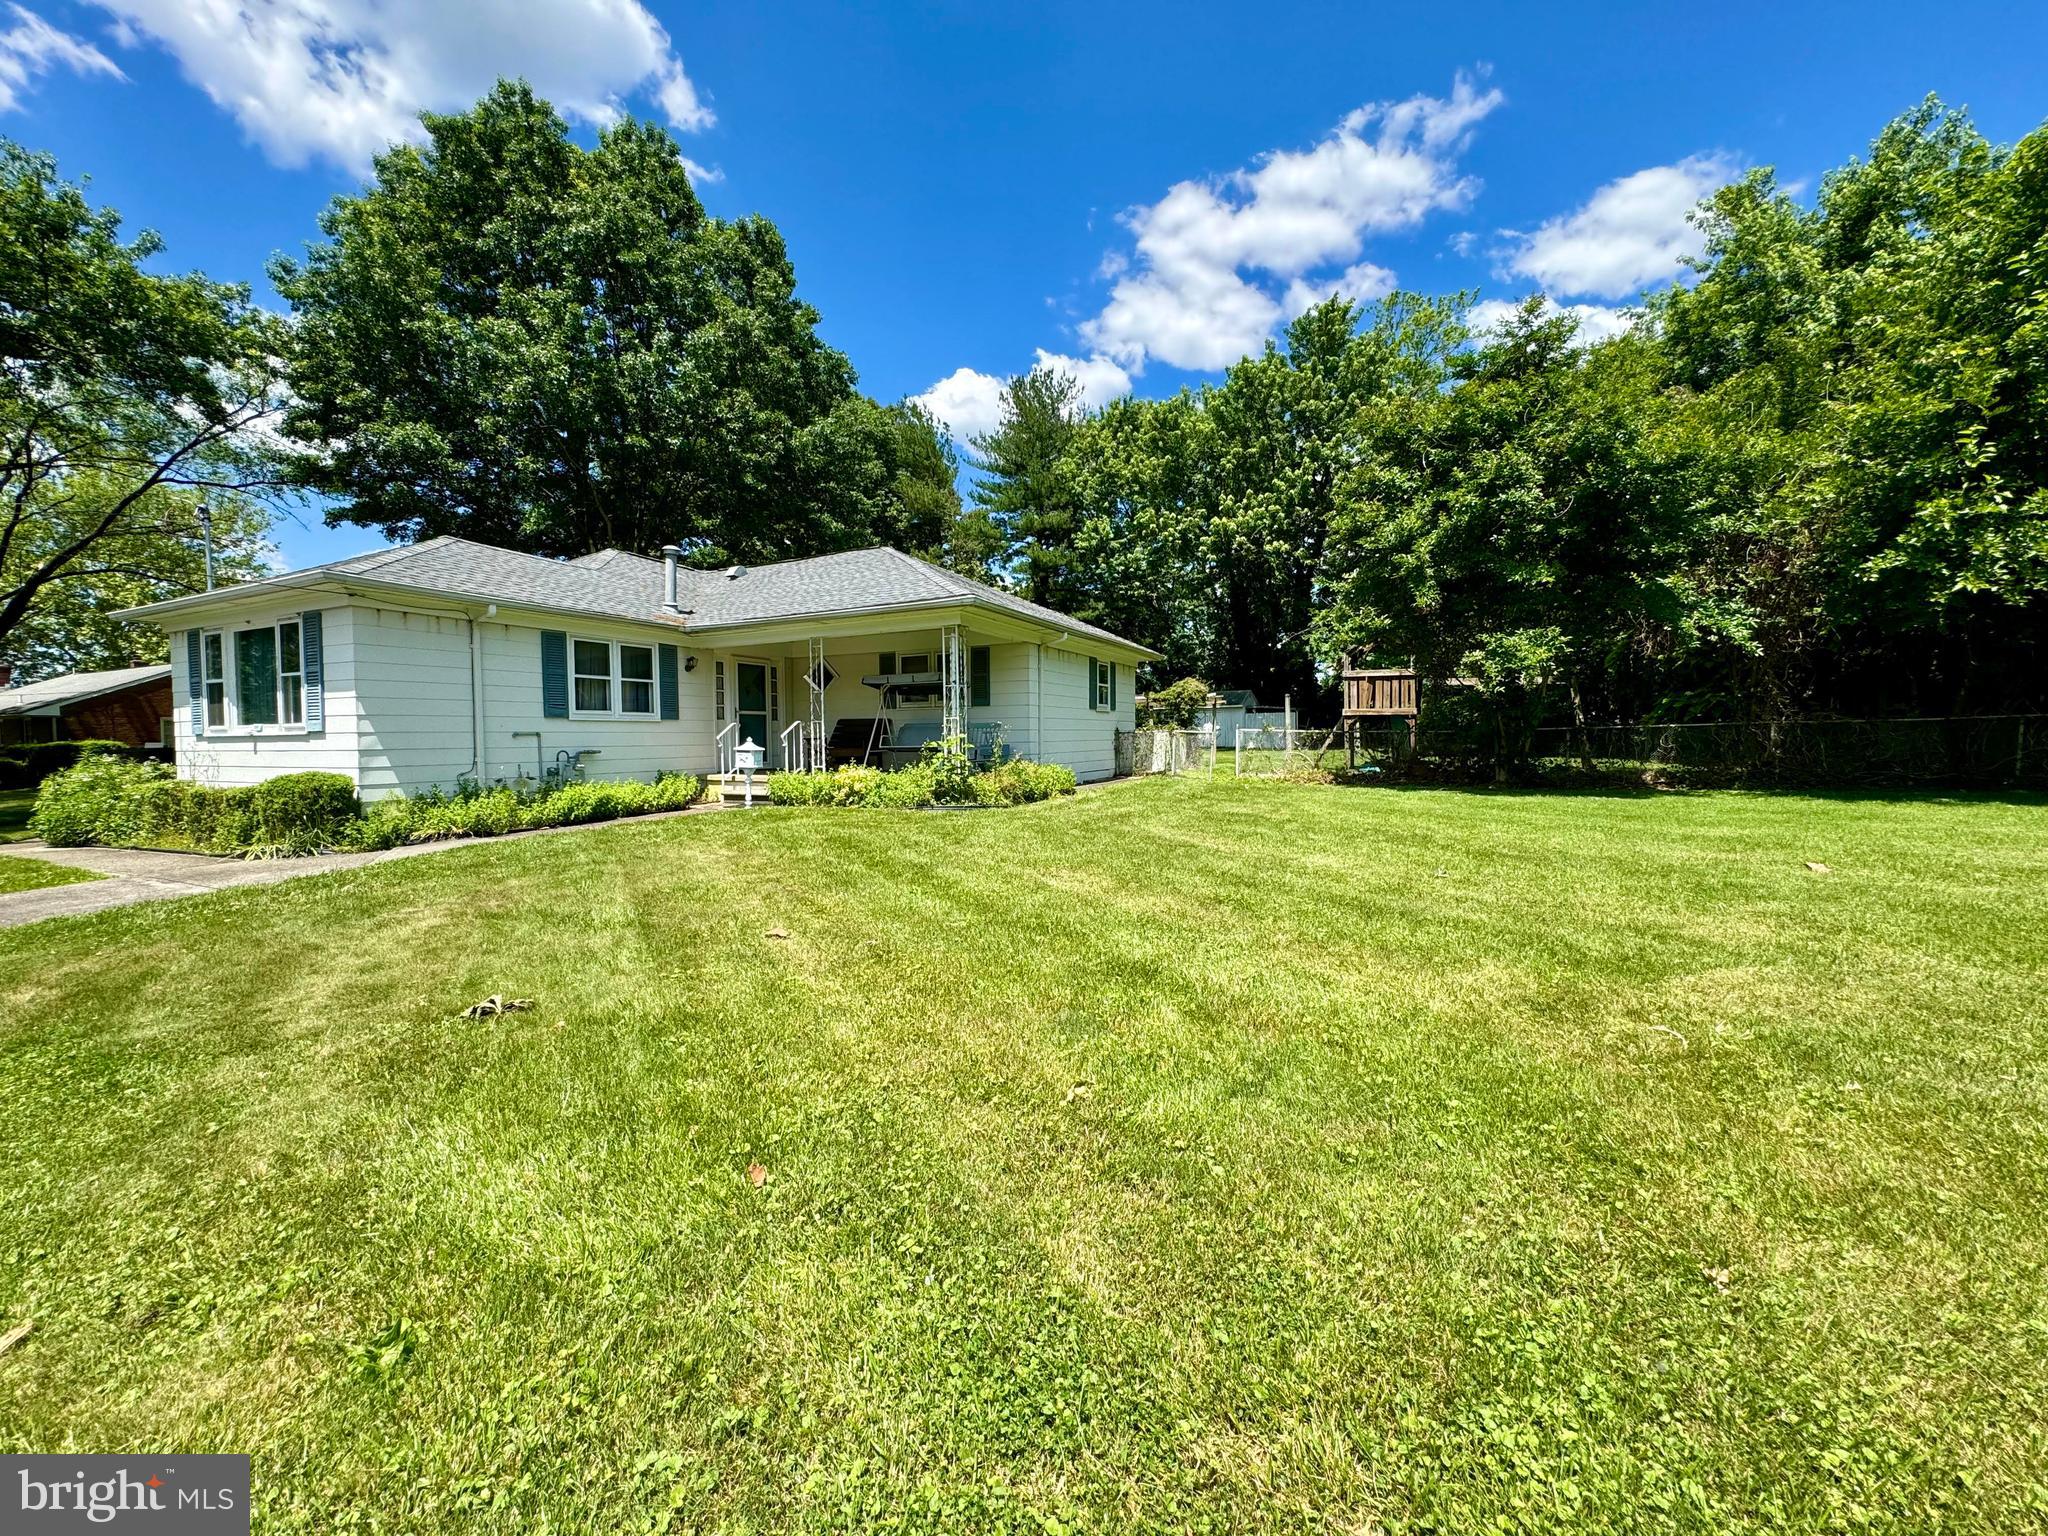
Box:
725 564 748 580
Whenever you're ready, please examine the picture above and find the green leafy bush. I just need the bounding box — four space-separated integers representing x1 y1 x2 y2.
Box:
767 757 1076 809
1137 676 1212 729
339 772 704 851
973 759 1078 805
33 762 362 854
0 738 142 790
30 755 172 846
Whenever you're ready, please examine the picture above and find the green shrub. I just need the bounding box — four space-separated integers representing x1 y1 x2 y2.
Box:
32 763 360 854
765 757 1076 810
248 773 360 843
30 755 172 845
921 739 980 804
338 771 703 851
974 759 1078 806
0 737 142 790
1137 676 1211 729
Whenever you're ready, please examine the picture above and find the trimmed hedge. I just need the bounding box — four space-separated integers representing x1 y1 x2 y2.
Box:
32 758 363 855
0 738 143 790
32 761 703 857
338 773 705 851
768 758 1076 809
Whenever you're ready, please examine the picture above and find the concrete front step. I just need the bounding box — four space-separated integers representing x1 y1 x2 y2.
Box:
707 772 773 802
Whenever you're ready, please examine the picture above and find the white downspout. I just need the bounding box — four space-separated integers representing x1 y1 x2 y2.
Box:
1040 630 1068 764
467 602 496 782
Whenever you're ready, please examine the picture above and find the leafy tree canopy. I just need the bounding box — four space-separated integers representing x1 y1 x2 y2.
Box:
0 140 287 678
275 80 929 567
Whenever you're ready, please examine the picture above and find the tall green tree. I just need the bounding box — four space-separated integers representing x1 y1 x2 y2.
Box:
967 367 1086 603
1066 295 1461 701
1318 299 1703 771
1653 99 2048 715
880 399 965 566
0 140 286 677
275 81 913 566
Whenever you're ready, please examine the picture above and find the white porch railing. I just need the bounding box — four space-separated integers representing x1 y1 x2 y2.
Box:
715 719 740 779
779 719 806 772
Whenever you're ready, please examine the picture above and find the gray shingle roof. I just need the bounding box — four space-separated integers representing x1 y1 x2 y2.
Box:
121 537 1150 653
0 663 170 715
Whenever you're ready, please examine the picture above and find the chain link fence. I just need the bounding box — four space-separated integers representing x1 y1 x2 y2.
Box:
1116 728 1217 777
1127 715 2046 788
1346 714 2048 789
1233 725 1349 778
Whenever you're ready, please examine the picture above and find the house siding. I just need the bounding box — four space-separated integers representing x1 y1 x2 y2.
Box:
173 601 364 789
168 598 1133 795
348 607 714 797
1036 647 1133 782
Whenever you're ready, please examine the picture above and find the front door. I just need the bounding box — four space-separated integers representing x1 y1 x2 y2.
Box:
736 662 770 758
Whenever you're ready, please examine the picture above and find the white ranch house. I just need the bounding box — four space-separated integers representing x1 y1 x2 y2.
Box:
119 538 1154 799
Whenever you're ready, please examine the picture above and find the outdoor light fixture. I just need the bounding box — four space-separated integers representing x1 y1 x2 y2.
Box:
683 654 698 672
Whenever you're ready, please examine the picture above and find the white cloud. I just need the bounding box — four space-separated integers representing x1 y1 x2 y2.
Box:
0 5 122 112
1466 295 1636 347
1081 72 1502 372
911 367 1007 444
1029 349 1132 411
1282 260 1396 320
911 348 1132 444
84 0 713 172
1499 154 1738 300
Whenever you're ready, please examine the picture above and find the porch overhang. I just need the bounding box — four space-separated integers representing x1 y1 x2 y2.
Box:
682 600 1156 664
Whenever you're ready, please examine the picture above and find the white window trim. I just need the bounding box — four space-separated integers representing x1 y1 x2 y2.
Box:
569 636 660 721
200 619 308 737
1094 658 1112 712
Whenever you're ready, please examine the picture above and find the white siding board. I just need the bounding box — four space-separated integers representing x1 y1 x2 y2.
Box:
165 597 1130 795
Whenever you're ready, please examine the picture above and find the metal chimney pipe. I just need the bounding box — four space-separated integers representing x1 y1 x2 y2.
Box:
661 544 681 612
196 502 216 590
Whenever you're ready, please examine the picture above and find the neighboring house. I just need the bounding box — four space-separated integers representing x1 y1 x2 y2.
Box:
116 538 1154 799
0 664 175 750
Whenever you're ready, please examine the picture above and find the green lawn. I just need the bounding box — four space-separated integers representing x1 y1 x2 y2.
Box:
0 785 39 842
0 854 100 894
0 787 102 891
2 779 2044 1533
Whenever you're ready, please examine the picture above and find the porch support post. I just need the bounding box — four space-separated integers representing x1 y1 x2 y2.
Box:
940 623 965 753
806 636 827 772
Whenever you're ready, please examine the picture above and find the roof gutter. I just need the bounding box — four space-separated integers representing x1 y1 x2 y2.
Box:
115 572 692 635
117 571 1157 660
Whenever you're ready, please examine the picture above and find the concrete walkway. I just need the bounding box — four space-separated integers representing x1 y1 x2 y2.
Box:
0 803 729 930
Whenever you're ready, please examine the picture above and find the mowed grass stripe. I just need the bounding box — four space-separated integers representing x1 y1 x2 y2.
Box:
1 778 2044 1532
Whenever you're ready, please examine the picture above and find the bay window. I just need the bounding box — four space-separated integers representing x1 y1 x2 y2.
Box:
202 618 301 731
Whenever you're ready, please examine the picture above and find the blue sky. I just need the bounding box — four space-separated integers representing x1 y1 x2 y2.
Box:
5 0 2045 569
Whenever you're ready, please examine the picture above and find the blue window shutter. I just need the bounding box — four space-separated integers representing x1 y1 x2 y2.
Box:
300 610 325 731
657 643 680 720
541 630 569 718
1085 655 1095 707
1109 661 1117 709
185 629 204 737
970 646 991 708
